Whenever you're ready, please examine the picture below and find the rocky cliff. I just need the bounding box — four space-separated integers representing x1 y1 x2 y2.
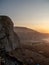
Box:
0 16 20 52
0 16 23 65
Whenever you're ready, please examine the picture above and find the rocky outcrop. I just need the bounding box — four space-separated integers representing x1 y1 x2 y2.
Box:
0 16 20 52
0 16 23 65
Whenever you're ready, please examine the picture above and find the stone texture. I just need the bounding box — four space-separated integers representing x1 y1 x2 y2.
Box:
0 16 20 52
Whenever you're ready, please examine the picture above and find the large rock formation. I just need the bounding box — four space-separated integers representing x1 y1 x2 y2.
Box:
0 16 23 65
0 16 20 52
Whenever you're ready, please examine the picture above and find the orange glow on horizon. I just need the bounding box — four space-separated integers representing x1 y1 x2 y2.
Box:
15 24 49 33
36 28 49 33
26 25 49 33
32 27 49 33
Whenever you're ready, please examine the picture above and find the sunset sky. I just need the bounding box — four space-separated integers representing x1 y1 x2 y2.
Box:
0 0 49 33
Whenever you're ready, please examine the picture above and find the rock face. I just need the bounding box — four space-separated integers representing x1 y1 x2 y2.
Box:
0 16 23 65
0 16 20 52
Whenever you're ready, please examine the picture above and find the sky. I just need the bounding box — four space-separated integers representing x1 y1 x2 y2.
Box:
0 0 49 33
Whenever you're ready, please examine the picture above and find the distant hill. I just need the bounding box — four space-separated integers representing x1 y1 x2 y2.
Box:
14 27 49 42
